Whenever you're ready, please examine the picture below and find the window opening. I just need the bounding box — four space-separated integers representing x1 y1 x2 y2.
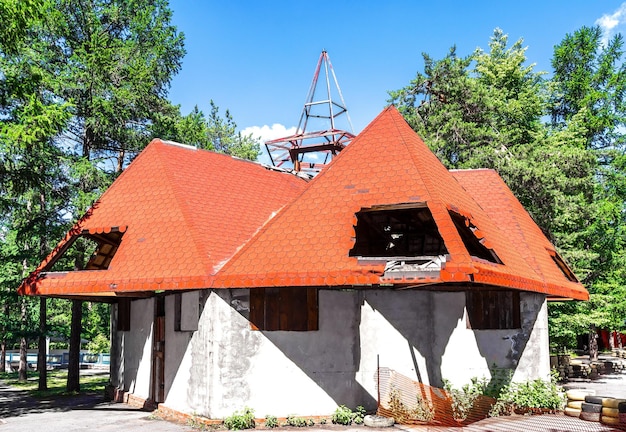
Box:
350 206 447 258
46 228 125 272
250 287 318 331
548 249 578 282
449 212 501 264
466 290 520 330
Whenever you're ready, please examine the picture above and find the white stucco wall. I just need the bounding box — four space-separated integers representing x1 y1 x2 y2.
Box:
114 288 550 419
110 298 154 399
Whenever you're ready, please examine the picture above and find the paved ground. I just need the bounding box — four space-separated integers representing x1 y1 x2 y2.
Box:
0 382 194 432
1 372 625 432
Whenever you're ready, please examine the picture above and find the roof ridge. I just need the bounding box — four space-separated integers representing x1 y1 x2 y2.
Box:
152 142 213 276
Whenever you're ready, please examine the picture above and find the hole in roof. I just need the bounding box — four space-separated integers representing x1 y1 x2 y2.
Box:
350 205 447 259
547 249 578 282
448 211 502 264
46 229 125 272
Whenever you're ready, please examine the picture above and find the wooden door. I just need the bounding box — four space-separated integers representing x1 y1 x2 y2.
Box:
152 297 165 403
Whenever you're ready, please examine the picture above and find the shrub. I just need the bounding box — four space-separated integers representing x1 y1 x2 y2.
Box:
489 374 565 417
224 407 255 430
264 415 278 428
353 406 367 424
285 415 308 427
388 386 434 423
443 378 488 421
332 405 354 425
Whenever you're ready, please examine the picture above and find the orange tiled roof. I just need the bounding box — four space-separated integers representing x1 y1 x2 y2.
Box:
19 139 307 297
19 108 588 301
213 107 588 300
451 169 588 300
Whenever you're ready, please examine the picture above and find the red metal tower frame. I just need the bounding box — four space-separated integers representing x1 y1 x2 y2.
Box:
265 50 354 174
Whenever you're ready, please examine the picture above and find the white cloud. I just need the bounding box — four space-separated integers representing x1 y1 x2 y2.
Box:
596 2 626 45
241 124 297 165
241 124 297 143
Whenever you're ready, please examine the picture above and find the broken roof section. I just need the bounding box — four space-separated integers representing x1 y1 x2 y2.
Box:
19 139 307 299
19 107 588 301
215 107 588 301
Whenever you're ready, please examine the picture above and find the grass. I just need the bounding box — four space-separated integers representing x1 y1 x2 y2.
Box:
0 369 109 398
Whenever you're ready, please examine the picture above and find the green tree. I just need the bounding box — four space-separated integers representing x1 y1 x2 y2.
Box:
548 25 626 346
152 101 261 160
389 29 544 170
41 0 184 394
1 0 185 392
390 28 615 350
0 0 72 386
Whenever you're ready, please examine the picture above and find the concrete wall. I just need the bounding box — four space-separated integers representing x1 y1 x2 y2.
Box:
110 298 154 399
114 288 549 418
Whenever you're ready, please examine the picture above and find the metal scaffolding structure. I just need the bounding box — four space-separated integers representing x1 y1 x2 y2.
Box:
265 50 354 175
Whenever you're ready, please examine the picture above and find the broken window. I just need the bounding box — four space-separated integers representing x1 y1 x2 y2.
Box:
449 212 501 264
46 228 125 272
548 249 578 282
466 290 520 330
249 287 318 331
350 206 447 258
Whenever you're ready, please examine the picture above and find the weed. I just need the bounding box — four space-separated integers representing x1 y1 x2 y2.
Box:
388 386 434 423
187 412 207 430
443 377 488 421
489 373 565 417
331 405 354 425
264 415 278 428
224 407 255 430
285 415 308 427
353 406 366 424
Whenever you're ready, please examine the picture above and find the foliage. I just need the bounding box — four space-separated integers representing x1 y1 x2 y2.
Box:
223 407 255 430
330 404 366 425
264 415 278 428
443 378 489 421
390 25 626 346
388 386 434 423
285 415 310 427
331 405 353 425
353 405 366 424
152 101 260 160
86 334 110 354
489 373 565 417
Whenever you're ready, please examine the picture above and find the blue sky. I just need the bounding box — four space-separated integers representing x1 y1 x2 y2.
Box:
167 1 626 162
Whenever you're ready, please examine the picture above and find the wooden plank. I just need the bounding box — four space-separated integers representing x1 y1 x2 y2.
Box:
307 288 319 331
249 288 265 331
266 288 280 331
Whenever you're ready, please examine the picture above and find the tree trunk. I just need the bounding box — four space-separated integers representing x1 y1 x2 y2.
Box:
1 301 6 373
66 299 82 393
37 297 47 390
609 330 616 351
18 296 28 382
0 338 5 373
37 189 48 390
589 324 599 362
116 149 125 173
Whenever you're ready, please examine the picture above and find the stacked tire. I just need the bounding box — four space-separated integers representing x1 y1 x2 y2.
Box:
565 389 595 418
620 402 626 426
580 395 603 423
600 398 626 426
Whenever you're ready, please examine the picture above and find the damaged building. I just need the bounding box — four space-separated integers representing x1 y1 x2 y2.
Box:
20 106 588 419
